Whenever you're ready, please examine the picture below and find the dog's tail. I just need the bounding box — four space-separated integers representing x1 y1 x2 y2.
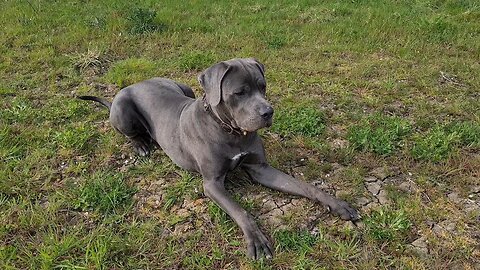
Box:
77 95 112 110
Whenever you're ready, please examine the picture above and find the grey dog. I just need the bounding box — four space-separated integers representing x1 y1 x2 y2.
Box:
79 58 359 259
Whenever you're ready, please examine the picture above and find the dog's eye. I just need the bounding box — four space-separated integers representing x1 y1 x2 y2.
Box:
258 83 266 94
235 87 248 96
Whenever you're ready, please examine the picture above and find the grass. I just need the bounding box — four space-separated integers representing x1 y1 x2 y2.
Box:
1 0 480 269
271 103 326 137
364 207 412 242
274 229 317 252
411 121 480 161
70 171 136 214
127 7 167 35
104 58 159 88
347 114 411 155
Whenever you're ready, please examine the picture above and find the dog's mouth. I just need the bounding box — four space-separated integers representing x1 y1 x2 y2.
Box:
265 118 273 127
240 119 273 135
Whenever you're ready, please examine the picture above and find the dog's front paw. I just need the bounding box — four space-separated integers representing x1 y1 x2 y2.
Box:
328 199 361 221
245 227 273 260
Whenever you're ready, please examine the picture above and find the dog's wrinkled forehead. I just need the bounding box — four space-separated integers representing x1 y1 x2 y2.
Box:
199 58 265 106
222 59 265 89
225 58 265 78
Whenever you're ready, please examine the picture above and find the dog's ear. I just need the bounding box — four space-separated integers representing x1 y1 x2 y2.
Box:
246 58 265 78
198 62 231 106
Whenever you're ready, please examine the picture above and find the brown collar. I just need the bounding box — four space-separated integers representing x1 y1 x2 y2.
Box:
202 94 246 136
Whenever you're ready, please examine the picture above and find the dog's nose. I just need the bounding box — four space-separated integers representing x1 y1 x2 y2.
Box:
260 106 274 119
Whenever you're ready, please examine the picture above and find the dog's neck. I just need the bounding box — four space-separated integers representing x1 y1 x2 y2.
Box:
202 94 247 136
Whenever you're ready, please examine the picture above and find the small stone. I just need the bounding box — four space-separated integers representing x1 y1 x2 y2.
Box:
464 201 480 213
411 237 428 248
261 199 278 214
365 176 377 183
432 220 456 235
343 221 355 231
362 202 380 211
335 190 349 198
366 182 381 195
353 220 365 229
290 198 303 206
447 192 463 204
172 223 194 236
410 237 428 255
146 195 162 209
398 181 414 193
261 208 284 228
370 167 389 180
331 138 349 149
176 208 191 218
377 189 389 205
383 175 404 185
356 197 371 206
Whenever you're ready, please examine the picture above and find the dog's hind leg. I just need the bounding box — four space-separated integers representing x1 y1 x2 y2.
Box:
176 82 195 98
110 97 156 156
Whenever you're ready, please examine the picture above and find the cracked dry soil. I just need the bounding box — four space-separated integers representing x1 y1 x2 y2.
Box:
126 152 480 258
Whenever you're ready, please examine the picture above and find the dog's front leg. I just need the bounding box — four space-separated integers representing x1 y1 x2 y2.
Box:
203 178 273 259
242 163 360 221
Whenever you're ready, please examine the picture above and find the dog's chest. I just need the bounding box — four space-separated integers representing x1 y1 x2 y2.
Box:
229 151 249 170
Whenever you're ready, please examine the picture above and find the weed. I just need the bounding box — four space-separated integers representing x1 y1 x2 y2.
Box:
364 207 411 242
104 58 158 88
274 229 317 252
54 124 97 152
207 202 236 237
266 35 287 49
0 127 26 162
271 105 325 137
292 253 321 270
71 47 108 73
446 121 480 147
330 237 361 261
85 234 110 268
411 127 457 161
1 97 33 124
179 51 215 71
348 114 411 155
71 171 136 214
127 7 166 34
163 172 201 211
411 121 479 161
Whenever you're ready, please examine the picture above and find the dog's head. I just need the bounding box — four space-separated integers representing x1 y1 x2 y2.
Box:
198 58 273 133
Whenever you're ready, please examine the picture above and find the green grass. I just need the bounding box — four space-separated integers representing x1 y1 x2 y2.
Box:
127 7 167 35
271 104 325 137
104 58 159 88
274 229 317 252
163 171 202 211
179 51 216 71
347 114 411 156
1 0 480 268
70 171 136 214
364 207 412 242
411 121 480 161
